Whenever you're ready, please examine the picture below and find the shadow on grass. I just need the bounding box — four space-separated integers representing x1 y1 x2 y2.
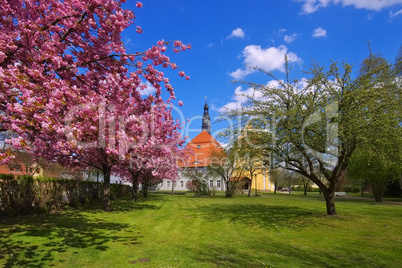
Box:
183 238 379 268
192 203 319 231
0 210 141 267
67 195 165 214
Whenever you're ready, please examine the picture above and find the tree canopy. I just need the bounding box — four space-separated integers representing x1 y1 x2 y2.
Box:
224 53 400 215
0 0 190 210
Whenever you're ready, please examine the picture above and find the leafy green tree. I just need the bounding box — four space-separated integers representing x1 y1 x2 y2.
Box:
348 147 400 202
207 149 244 197
295 174 310 195
395 45 402 76
183 169 211 197
232 129 265 197
346 54 402 202
229 54 398 215
268 167 288 194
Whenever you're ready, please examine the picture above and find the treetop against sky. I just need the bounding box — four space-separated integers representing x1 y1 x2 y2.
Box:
121 0 402 142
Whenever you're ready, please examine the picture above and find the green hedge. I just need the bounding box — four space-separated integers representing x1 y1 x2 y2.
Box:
0 174 131 216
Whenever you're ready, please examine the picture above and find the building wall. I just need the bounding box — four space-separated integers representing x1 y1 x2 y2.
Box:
0 162 25 177
85 171 126 184
158 168 275 193
157 170 225 192
250 168 274 192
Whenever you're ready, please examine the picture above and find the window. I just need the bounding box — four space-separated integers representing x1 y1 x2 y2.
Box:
197 145 201 149
217 180 221 188
167 180 171 188
180 181 184 187
210 180 213 188
9 165 22 172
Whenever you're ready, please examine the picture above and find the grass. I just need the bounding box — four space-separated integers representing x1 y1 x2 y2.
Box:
0 193 401 267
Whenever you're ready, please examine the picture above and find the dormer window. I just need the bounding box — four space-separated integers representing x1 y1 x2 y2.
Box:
197 145 201 149
9 165 22 172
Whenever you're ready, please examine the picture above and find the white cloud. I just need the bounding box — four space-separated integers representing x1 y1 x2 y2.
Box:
229 68 253 80
390 8 402 16
233 86 264 103
218 86 262 113
219 142 229 149
139 81 156 96
228 28 245 39
124 37 133 46
284 33 298 43
312 27 327 37
230 45 301 79
219 78 313 114
297 0 402 14
218 101 241 113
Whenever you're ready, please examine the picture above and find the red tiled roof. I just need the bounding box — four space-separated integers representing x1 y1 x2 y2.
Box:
180 130 224 168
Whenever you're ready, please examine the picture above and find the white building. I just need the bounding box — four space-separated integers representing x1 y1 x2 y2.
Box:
157 101 225 192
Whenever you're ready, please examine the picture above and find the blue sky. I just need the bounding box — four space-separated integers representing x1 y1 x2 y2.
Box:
121 0 402 143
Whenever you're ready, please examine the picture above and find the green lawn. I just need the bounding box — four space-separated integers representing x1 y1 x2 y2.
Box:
1 193 401 267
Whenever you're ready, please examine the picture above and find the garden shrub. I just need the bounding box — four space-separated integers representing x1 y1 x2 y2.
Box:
0 175 131 216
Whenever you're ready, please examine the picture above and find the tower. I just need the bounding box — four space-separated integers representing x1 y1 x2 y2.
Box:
201 98 211 134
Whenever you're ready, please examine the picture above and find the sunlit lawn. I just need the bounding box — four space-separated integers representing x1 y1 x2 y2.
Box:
1 192 401 267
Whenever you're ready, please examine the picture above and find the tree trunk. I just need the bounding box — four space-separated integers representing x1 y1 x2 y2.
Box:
374 194 383 202
225 180 233 197
171 180 175 195
132 179 138 202
102 165 112 211
322 189 336 215
142 180 149 198
247 176 252 197
254 176 258 196
96 169 100 200
371 179 386 202
372 183 383 202
274 182 277 194
303 182 307 195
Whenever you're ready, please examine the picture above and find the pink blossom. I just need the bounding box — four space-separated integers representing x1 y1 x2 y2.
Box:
178 101 183 106
0 0 189 211
173 41 182 47
136 26 143 34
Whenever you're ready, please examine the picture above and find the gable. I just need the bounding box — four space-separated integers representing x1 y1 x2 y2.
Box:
179 130 224 168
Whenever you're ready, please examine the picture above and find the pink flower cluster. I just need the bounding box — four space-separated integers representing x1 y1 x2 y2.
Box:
0 0 191 197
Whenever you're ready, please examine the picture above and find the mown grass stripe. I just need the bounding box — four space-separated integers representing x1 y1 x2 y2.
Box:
1 193 401 267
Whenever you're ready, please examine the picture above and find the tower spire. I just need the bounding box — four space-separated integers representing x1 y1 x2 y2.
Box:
201 98 211 134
